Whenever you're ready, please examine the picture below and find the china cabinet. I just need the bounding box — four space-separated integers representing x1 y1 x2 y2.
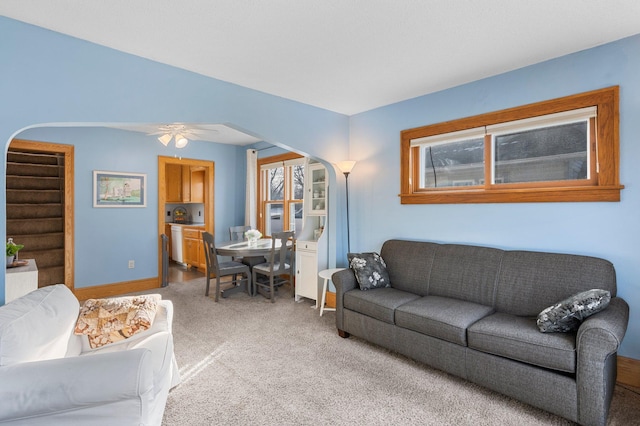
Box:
295 162 328 304
307 163 327 216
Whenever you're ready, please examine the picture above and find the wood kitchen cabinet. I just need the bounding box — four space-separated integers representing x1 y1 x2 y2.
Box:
166 164 205 203
166 164 183 202
189 167 205 203
183 227 205 271
164 224 172 260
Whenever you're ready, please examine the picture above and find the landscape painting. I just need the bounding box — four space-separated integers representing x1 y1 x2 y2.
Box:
93 170 146 207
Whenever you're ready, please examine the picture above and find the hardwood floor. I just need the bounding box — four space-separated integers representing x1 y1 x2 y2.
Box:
168 261 204 283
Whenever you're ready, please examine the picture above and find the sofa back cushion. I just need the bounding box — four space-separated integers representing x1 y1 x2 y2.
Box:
380 240 438 296
0 284 80 366
428 244 504 306
494 250 617 316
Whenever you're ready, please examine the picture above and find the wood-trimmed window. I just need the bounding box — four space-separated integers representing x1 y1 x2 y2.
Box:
400 86 623 204
257 153 305 236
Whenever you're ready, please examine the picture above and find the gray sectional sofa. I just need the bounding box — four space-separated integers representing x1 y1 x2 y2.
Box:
332 239 629 426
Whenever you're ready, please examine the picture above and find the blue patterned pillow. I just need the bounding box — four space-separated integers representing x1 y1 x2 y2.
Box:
347 252 391 290
537 289 611 333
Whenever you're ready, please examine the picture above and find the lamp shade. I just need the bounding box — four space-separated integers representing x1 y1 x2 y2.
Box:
336 160 356 175
174 134 189 148
158 134 172 146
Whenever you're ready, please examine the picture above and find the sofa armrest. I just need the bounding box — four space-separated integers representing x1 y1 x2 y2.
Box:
577 297 629 350
0 348 154 424
576 296 629 426
332 268 357 332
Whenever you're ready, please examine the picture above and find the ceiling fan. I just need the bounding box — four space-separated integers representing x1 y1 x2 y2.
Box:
148 124 218 148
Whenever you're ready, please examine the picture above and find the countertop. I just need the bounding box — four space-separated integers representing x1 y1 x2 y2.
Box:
166 222 205 227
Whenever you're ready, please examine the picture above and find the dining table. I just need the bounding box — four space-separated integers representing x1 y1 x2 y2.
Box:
216 238 284 264
215 238 291 298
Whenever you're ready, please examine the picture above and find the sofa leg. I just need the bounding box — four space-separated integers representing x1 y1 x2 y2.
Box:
338 329 350 338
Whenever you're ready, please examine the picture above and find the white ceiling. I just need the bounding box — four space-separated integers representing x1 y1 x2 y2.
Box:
2 1 640 117
107 123 262 146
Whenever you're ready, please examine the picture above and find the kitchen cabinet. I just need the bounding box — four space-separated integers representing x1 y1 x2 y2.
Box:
166 164 183 202
189 167 205 203
166 164 205 203
164 224 172 260
182 226 205 271
295 240 320 304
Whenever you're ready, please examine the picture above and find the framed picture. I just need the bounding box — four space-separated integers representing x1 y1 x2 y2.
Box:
93 170 147 208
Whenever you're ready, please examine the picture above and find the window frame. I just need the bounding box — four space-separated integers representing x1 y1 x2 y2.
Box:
257 152 304 236
400 86 622 204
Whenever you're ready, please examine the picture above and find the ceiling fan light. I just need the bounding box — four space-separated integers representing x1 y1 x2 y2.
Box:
174 134 189 148
158 134 172 146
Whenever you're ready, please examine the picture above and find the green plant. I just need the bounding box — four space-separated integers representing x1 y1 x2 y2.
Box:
6 238 24 256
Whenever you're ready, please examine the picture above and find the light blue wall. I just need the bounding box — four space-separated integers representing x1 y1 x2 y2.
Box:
16 126 247 287
349 34 640 358
0 18 349 300
2 17 639 359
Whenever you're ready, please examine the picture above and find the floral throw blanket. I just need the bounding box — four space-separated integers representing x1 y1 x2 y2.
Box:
74 294 160 349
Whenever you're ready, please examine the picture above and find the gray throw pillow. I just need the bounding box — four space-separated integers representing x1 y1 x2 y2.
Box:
536 289 611 333
347 252 391 290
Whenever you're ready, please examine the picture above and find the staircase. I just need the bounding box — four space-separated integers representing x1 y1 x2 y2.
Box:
6 149 66 287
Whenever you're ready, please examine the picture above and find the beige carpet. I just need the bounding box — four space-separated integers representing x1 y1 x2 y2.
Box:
140 278 640 425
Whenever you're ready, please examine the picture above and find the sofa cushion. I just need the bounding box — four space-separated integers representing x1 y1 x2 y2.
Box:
468 312 577 373
495 250 616 316
343 288 420 324
395 296 494 346
0 284 80 366
348 252 391 290
428 244 504 306
537 289 611 333
380 240 439 295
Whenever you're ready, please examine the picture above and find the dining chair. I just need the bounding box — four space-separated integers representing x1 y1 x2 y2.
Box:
252 231 295 303
229 225 251 241
202 232 251 302
228 225 251 261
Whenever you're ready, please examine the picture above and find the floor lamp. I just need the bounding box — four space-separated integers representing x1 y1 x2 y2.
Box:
336 161 356 253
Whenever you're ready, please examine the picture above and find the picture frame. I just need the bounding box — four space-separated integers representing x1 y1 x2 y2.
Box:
93 170 147 208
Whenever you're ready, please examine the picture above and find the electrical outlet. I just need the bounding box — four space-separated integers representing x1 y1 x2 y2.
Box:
128 260 135 269
198 210 201 216
167 211 171 216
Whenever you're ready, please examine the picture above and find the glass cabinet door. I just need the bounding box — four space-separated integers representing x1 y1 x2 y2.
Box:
308 165 326 215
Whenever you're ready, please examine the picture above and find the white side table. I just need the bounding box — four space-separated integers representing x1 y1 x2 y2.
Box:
6 259 38 303
318 268 345 316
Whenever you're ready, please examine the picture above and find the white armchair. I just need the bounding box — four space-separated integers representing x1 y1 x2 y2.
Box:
0 284 180 425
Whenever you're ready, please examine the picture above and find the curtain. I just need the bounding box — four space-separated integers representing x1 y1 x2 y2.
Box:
245 149 258 229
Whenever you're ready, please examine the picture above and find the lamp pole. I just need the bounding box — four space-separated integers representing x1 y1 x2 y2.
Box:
344 171 351 253
336 161 356 255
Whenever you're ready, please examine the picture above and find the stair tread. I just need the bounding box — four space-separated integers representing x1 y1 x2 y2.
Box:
7 202 63 206
7 188 61 192
6 232 64 237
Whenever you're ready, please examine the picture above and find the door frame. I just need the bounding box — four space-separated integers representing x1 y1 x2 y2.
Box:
8 139 75 291
157 156 214 285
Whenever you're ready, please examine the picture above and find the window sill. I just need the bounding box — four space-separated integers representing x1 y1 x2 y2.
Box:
400 185 624 204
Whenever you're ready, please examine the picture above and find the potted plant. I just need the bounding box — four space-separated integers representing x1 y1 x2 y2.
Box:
6 238 24 265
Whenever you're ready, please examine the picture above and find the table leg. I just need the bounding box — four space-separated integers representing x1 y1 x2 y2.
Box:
320 277 329 316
